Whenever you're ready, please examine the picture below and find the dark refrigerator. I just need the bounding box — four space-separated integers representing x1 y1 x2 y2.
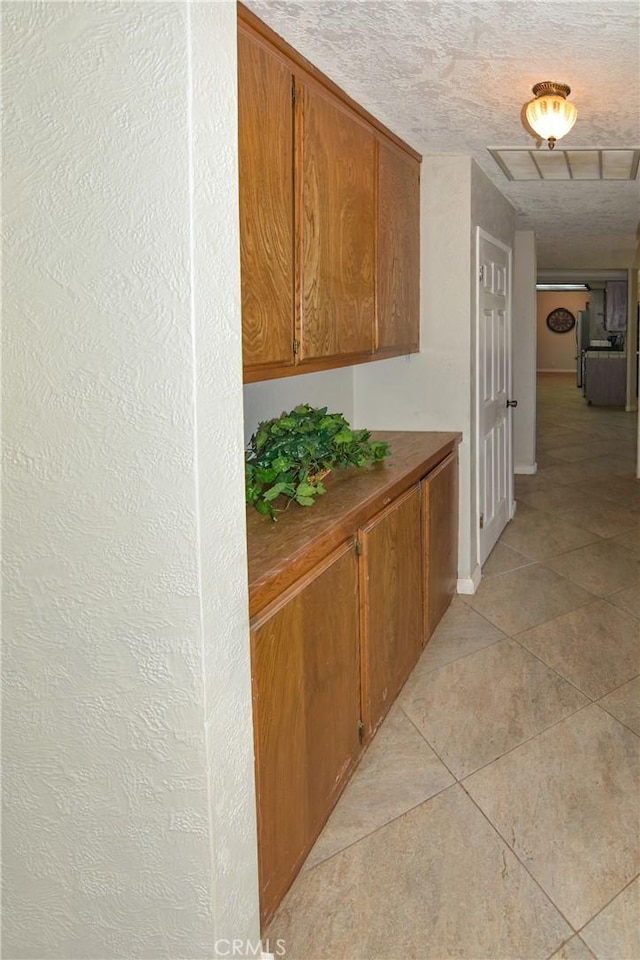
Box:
575 310 590 390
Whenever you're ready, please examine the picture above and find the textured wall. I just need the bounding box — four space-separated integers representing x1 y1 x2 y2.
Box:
188 1 260 944
470 162 516 258
2 1 258 956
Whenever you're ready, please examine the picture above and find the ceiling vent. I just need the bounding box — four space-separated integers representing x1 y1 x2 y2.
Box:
488 147 640 181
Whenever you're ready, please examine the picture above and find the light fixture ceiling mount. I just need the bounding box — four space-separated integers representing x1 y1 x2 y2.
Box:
525 81 577 150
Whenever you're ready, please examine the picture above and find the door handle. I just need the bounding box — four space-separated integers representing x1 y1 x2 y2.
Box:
506 399 518 408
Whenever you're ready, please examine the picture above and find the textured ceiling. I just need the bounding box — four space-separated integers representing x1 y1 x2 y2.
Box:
245 0 640 270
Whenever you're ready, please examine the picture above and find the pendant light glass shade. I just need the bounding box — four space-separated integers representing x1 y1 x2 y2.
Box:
525 82 577 149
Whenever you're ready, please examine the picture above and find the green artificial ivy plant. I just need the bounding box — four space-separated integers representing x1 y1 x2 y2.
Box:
245 404 390 520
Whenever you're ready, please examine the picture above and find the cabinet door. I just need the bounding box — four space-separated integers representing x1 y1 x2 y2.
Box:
297 80 375 363
251 542 361 925
238 27 295 376
423 452 458 640
605 280 627 332
360 485 423 735
376 140 420 355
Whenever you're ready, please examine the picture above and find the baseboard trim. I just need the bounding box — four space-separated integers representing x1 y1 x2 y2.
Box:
457 564 481 595
536 368 576 373
515 462 537 475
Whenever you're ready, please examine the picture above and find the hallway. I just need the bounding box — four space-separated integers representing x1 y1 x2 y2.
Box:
266 373 640 960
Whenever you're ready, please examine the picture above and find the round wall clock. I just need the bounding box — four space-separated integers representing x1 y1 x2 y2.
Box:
546 307 576 333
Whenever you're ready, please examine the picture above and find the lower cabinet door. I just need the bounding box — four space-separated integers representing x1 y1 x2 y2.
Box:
250 541 361 925
423 452 459 640
359 485 423 735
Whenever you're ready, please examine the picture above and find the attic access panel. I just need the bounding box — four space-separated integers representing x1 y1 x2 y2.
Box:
488 147 640 181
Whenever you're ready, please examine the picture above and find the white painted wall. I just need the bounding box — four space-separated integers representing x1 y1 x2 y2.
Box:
537 291 589 371
2 2 259 956
189 3 260 945
513 231 538 473
243 367 354 444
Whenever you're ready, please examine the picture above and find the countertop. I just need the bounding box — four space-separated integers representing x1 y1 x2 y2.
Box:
246 430 461 617
584 350 626 359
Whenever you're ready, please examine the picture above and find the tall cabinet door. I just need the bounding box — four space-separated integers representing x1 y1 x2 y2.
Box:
251 542 361 925
297 80 375 363
238 26 295 375
360 485 423 735
423 452 458 640
376 139 420 355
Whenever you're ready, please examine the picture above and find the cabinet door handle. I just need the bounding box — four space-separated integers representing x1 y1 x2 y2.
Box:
506 399 518 408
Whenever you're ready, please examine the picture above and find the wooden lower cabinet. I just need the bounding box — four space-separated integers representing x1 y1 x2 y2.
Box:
247 433 461 927
250 541 361 926
423 451 459 638
360 485 423 736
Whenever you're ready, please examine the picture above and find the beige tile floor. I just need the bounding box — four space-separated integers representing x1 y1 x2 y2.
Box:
267 374 640 960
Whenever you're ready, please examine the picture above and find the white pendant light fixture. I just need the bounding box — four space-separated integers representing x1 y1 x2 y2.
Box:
525 81 577 150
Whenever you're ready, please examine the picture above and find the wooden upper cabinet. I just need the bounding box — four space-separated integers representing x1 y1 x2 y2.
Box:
238 26 295 374
237 4 421 381
376 139 420 355
297 81 376 363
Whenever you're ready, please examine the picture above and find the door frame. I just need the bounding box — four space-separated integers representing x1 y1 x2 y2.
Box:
474 227 514 570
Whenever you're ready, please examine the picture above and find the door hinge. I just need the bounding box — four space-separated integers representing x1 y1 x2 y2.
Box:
354 538 363 556
479 265 485 282
479 513 484 529
358 720 365 743
293 338 299 355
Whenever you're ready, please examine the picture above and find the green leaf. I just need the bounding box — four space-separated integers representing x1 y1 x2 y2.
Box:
371 442 390 460
254 428 269 450
263 482 288 501
295 482 316 497
295 495 315 506
255 467 277 484
271 456 290 474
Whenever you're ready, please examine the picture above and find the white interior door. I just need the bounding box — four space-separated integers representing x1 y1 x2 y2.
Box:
477 230 514 566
